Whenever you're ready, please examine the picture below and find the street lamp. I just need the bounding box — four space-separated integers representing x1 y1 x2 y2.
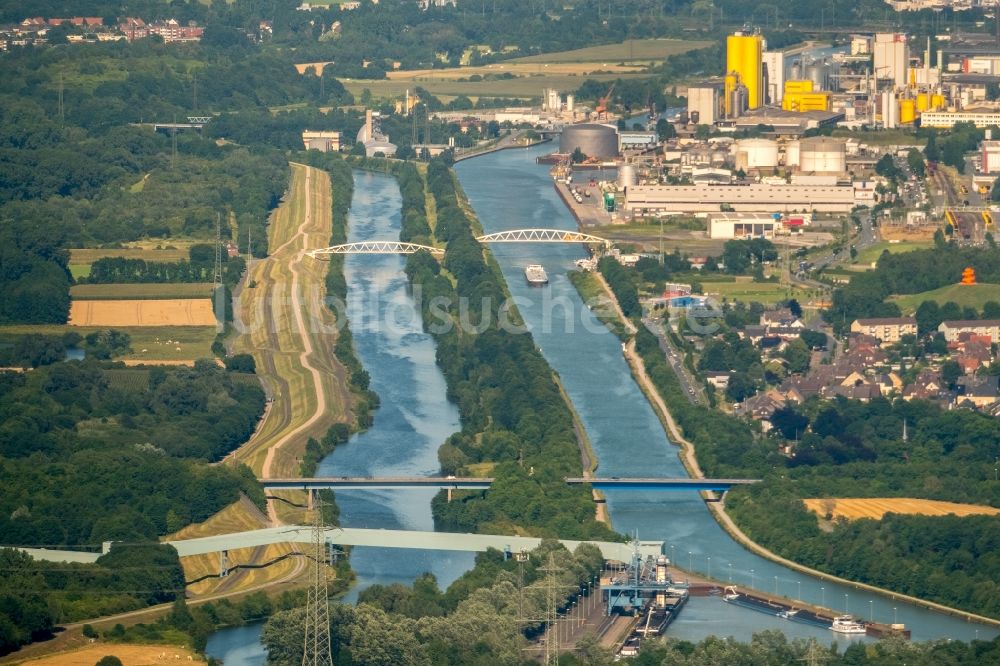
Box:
774 575 778 595
821 586 825 607
797 581 801 600
869 599 874 622
688 551 692 572
893 606 898 624
707 556 712 579
845 593 849 613
750 569 755 589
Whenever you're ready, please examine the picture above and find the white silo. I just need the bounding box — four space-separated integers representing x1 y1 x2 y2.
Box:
734 138 779 169
785 139 801 167
566 94 574 112
618 164 638 188
798 137 846 174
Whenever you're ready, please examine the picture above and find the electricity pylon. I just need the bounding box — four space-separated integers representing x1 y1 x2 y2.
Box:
301 503 332 666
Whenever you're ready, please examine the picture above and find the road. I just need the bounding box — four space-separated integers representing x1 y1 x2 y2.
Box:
640 316 705 405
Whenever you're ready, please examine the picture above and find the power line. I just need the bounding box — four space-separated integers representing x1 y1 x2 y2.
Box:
301 502 333 666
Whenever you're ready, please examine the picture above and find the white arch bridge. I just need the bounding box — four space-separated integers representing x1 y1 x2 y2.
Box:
306 228 612 258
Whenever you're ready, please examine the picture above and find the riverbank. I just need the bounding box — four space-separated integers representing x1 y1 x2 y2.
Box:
601 305 1000 629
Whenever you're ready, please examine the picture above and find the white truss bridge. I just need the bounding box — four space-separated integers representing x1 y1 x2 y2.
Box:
476 228 612 249
307 229 612 257
307 241 445 258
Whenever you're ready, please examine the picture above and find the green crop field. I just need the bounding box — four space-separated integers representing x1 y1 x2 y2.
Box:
70 247 191 263
343 72 640 102
855 240 933 266
70 283 215 300
509 38 712 64
0 324 217 361
891 282 1000 313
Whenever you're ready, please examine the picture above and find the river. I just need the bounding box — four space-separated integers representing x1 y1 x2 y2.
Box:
207 151 996 663
207 170 473 664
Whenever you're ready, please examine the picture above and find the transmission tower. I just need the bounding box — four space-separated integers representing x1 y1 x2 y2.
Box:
213 213 223 288
301 503 333 666
798 640 831 666
540 552 561 666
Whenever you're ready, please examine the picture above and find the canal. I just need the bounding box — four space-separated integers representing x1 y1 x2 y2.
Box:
453 142 997 644
206 170 473 664
208 151 996 663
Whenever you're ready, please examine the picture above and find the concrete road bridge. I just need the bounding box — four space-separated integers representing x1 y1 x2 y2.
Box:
19 528 664 569
261 477 759 492
306 228 612 257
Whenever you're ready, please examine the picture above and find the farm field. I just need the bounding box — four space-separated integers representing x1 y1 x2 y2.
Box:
69 247 194 279
508 38 712 64
70 283 214 300
69 299 218 327
230 163 352 484
70 247 192 263
890 282 1000 313
342 37 708 101
343 72 637 102
803 497 1000 521
20 644 205 665
0 325 217 361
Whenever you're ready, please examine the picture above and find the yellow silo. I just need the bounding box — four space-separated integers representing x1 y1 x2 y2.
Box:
899 99 917 124
727 33 763 110
916 93 929 112
932 93 946 110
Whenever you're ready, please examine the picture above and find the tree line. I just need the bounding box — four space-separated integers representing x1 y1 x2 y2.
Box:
261 540 603 666
384 157 619 541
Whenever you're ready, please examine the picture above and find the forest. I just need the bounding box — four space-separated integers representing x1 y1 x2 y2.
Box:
825 240 1000 334
261 540 603 666
0 359 265 545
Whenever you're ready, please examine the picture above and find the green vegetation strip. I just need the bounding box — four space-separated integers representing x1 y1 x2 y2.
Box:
70 283 215 300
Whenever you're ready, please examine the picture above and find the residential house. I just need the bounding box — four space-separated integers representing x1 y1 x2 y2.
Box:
955 375 1000 409
704 371 730 390
903 370 945 401
850 317 917 344
939 319 1000 344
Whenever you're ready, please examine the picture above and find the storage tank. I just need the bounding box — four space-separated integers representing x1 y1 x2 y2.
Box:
559 123 619 158
785 139 801 167
899 99 917 124
734 138 779 169
916 93 930 112
618 164 637 188
806 61 830 91
799 137 846 173
932 93 946 110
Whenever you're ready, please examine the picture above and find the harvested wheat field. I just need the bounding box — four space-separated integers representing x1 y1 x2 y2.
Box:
21 644 205 665
69 299 217 327
804 497 1000 521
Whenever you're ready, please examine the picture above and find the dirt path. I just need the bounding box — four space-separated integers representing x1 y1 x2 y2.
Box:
228 165 352 499
260 167 329 486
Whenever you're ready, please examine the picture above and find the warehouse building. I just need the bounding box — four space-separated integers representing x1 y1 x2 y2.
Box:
624 183 860 216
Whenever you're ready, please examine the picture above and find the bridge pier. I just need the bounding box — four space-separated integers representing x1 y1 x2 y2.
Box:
307 488 315 511
219 550 229 578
